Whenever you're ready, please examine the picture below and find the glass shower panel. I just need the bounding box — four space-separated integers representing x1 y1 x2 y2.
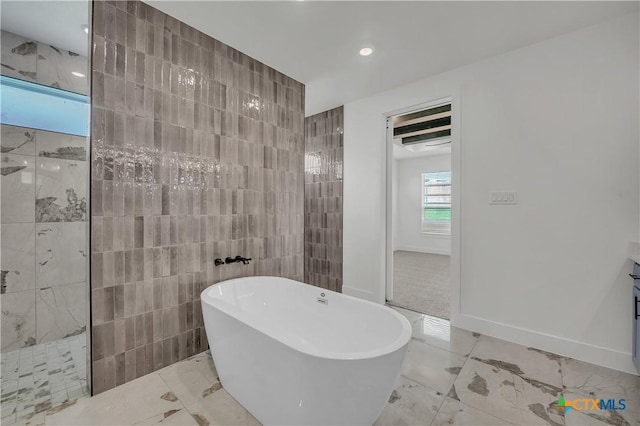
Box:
0 1 91 423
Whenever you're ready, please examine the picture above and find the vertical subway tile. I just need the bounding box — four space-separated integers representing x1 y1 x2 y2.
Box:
153 247 163 278
92 251 104 289
114 284 124 319
92 180 103 215
115 352 126 386
92 324 104 360
104 355 116 391
114 318 126 354
103 321 115 358
91 0 304 394
102 251 115 287
125 316 135 351
144 248 154 280
103 286 114 323
134 216 144 248
304 107 343 291
162 338 171 368
124 349 136 382
171 335 179 363
134 249 145 281
134 282 145 315
102 217 114 251
92 359 105 395
134 314 145 347
145 343 154 374
92 288 105 326
114 250 124 285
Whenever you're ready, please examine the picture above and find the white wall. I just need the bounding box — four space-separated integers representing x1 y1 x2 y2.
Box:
343 14 639 373
394 154 451 255
392 159 398 250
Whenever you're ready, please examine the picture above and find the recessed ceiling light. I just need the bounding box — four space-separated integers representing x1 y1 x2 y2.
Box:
359 47 373 57
71 71 85 78
81 24 89 34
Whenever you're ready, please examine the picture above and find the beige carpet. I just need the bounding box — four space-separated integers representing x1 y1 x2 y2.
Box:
389 251 450 319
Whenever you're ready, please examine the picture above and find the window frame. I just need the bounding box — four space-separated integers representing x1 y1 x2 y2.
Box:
421 171 451 235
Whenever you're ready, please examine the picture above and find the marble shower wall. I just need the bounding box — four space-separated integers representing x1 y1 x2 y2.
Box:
1 29 88 95
90 0 304 394
304 107 344 292
0 30 89 353
1 126 88 351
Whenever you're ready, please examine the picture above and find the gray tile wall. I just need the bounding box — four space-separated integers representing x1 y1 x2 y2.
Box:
1 28 89 352
304 106 343 292
90 0 305 394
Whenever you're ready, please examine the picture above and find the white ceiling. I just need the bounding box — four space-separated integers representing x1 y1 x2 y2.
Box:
2 1 635 117
1 1 90 56
146 1 637 116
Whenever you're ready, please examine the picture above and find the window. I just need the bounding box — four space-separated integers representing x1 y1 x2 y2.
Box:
422 171 451 234
0 75 87 136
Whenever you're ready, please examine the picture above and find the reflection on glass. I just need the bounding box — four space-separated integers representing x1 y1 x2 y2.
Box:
418 315 451 342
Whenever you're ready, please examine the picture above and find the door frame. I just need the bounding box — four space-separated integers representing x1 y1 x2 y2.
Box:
384 95 461 323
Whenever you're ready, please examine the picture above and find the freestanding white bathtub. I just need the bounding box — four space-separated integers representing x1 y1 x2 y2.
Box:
201 276 411 426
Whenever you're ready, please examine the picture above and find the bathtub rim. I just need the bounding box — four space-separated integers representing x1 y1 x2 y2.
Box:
201 276 412 361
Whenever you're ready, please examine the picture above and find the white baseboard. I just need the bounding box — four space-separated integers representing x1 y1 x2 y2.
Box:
342 285 380 303
394 245 451 256
455 313 637 375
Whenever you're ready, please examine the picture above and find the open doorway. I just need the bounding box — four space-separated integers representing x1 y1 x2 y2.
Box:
386 100 452 319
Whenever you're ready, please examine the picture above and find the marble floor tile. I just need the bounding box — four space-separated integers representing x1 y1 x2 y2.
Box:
1 333 88 424
1 153 35 223
374 375 445 426
411 315 479 357
390 305 425 324
45 372 181 425
184 388 260 426
133 408 199 425
1 124 36 155
1 290 36 351
157 350 219 407
36 130 87 162
400 339 467 394
1 223 36 294
565 409 636 426
1 313 633 426
20 414 45 426
470 335 564 388
36 282 86 343
431 396 514 425
0 414 17 426
35 157 87 222
36 222 87 288
0 30 37 82
562 358 640 417
452 357 565 426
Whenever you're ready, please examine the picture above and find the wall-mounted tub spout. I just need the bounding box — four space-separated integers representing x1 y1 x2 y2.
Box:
225 256 252 265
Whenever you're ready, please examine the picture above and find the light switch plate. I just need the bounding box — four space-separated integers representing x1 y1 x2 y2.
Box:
490 191 517 205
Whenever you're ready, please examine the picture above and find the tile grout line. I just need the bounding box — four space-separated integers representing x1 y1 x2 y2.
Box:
428 334 524 426
33 132 38 374
444 336 564 426
449 337 517 424
155 368 192 424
